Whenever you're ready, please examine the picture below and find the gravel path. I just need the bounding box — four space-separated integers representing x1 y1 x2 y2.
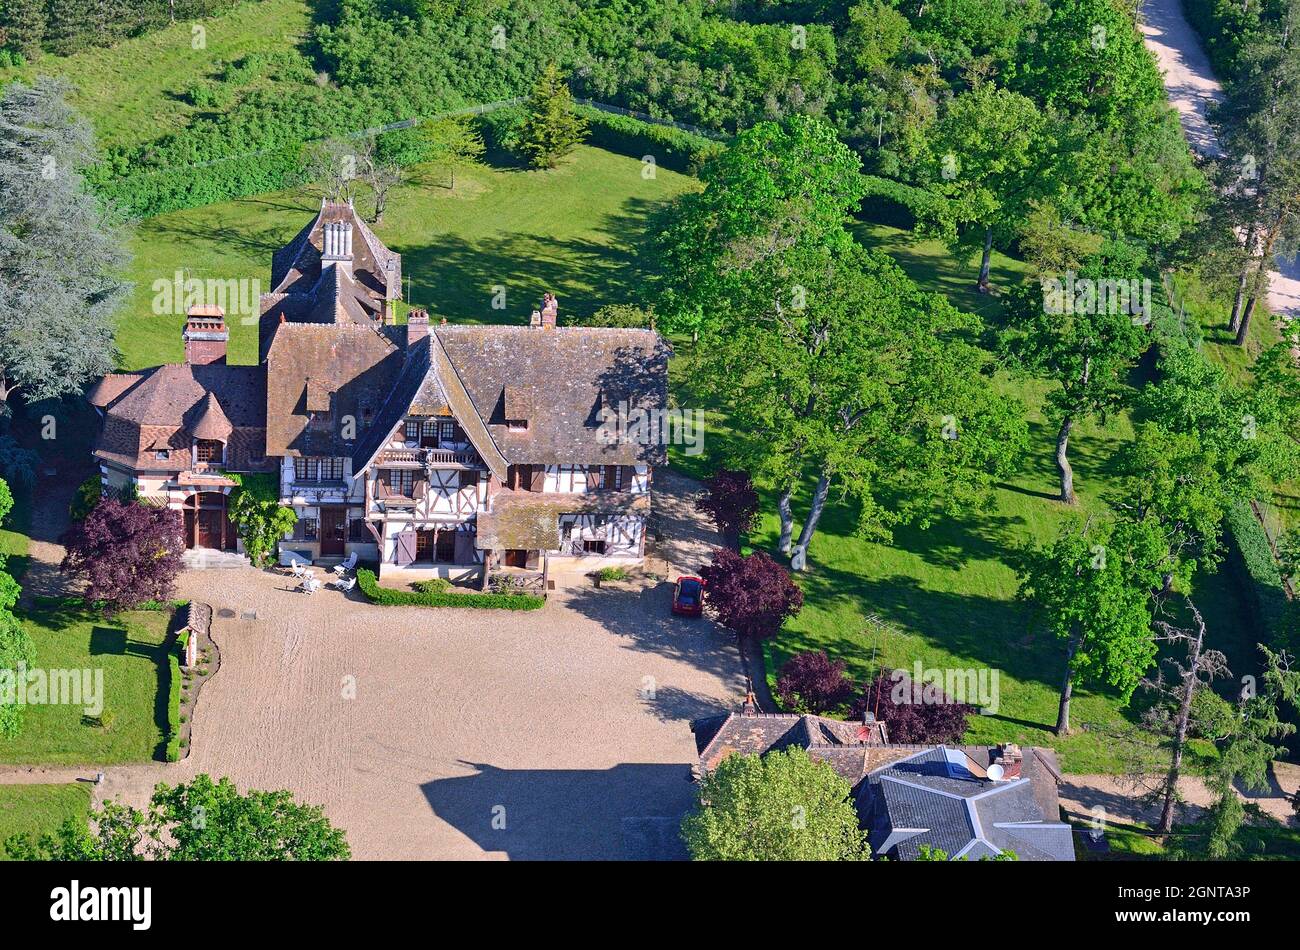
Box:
1060 764 1300 828
1141 0 1300 322
93 568 742 859
18 458 90 606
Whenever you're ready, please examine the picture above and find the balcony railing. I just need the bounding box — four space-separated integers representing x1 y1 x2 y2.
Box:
379 447 479 467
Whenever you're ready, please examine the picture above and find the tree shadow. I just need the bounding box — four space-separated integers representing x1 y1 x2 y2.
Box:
561 582 747 695
421 761 694 859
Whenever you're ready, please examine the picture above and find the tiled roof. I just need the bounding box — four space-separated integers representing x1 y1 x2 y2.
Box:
436 326 671 466
476 488 651 550
264 322 405 458
91 364 269 473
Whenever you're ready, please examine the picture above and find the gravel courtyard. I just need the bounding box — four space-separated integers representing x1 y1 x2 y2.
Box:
94 564 743 860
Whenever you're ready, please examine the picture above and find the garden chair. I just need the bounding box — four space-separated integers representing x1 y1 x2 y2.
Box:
301 576 322 595
333 552 358 576
333 575 356 593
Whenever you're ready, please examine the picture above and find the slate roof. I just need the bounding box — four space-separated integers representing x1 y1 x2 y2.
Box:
259 200 401 361
863 747 1074 861
90 364 270 474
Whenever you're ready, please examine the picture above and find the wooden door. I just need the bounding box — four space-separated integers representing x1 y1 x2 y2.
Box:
415 529 435 562
320 508 346 556
435 530 456 563
197 509 223 549
504 549 529 568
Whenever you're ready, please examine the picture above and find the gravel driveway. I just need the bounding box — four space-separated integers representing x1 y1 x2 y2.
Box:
95 565 744 860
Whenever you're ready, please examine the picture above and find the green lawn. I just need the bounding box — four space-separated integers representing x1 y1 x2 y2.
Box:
117 145 698 369
0 605 173 765
0 0 312 151
0 784 92 856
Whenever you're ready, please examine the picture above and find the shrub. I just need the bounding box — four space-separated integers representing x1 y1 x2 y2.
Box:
595 566 628 582
356 569 543 610
411 577 451 595
69 476 104 523
695 469 760 549
1224 500 1290 648
775 650 854 714
576 104 725 175
60 499 185 612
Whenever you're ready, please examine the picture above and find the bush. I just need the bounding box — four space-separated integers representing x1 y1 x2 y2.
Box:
775 650 854 714
69 476 104 523
411 577 451 594
594 566 628 582
849 669 973 744
356 568 544 610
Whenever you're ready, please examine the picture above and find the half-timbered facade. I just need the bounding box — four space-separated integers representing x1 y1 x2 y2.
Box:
86 202 669 581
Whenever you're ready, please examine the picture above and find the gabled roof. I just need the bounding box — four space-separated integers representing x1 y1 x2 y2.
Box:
435 326 671 466
691 711 891 785
270 199 400 299
90 363 268 473
264 322 405 458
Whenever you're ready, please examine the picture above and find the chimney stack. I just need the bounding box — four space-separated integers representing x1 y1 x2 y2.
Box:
182 305 228 365
321 220 354 278
407 308 430 343
540 292 558 329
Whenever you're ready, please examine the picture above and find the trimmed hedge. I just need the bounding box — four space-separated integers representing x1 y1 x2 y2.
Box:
1224 500 1290 648
355 568 544 610
575 105 725 175
165 649 182 762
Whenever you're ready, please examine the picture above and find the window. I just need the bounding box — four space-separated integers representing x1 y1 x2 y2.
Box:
582 539 607 555
459 470 479 491
195 440 223 464
404 421 420 441
507 420 528 432
294 517 318 541
613 466 624 490
441 421 456 442
155 450 170 461
294 457 343 482
423 420 438 439
380 469 415 498
348 518 372 543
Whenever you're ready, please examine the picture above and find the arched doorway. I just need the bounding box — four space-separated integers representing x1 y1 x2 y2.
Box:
182 491 237 551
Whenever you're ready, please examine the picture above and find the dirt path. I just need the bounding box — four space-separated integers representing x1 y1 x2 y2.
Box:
1140 0 1300 323
18 457 91 606
1060 763 1300 827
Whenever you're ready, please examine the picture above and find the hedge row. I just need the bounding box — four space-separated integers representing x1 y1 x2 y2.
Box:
355 568 544 610
1223 500 1290 649
575 105 725 175
165 648 182 762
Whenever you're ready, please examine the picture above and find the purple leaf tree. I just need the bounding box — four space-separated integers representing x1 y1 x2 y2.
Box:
849 669 973 744
700 547 803 641
61 499 185 611
695 469 760 549
776 650 854 713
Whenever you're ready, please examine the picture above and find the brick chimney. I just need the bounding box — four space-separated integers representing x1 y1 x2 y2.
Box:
540 292 558 328
182 305 228 365
407 308 430 343
321 220 354 278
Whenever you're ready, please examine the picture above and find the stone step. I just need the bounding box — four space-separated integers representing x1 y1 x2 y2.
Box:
183 548 251 570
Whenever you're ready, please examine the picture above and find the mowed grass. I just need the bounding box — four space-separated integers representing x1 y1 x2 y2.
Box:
0 784 92 856
0 0 312 151
670 225 1256 775
0 605 172 765
117 146 699 368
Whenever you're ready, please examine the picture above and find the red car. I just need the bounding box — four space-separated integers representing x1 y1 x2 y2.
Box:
672 575 705 617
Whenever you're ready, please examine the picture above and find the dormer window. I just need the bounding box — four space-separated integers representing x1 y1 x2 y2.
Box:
507 419 528 432
503 385 530 432
155 450 170 461
195 440 223 464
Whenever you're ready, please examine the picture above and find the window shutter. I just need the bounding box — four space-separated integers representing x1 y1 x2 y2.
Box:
605 465 619 490
395 529 417 566
529 466 545 492
587 465 603 490
621 465 635 490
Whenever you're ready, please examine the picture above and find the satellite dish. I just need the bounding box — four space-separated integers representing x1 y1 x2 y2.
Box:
986 763 1005 782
